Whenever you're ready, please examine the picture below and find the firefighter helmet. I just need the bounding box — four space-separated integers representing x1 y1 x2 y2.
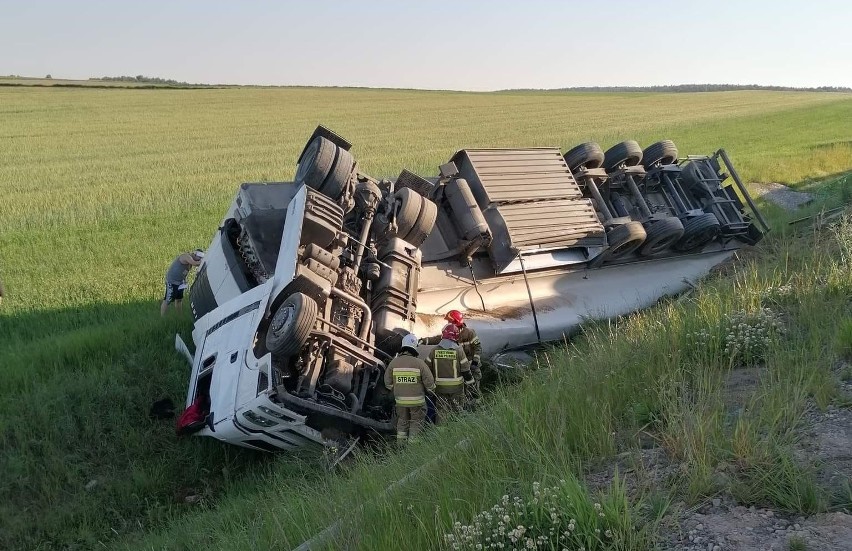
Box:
441 323 460 342
401 333 419 353
445 309 464 326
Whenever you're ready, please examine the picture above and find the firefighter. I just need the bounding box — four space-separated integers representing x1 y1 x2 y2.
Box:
424 323 474 424
421 310 482 400
383 333 435 443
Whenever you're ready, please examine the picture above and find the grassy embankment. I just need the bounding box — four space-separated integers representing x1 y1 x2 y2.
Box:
0 86 850 549
128 177 852 551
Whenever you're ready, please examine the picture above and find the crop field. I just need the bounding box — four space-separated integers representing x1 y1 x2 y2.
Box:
0 86 851 550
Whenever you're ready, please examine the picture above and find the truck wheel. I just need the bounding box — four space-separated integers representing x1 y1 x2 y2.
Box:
320 147 354 200
674 213 721 252
681 161 719 193
605 221 647 258
296 136 336 191
587 249 611 268
564 142 605 172
603 140 643 172
266 292 318 357
391 187 422 239
639 217 684 256
642 140 679 167
404 197 438 247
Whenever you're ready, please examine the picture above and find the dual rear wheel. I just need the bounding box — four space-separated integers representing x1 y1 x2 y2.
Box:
389 187 438 248
295 136 355 201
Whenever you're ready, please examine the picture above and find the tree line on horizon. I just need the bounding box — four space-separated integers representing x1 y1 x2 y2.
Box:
505 83 852 93
4 74 849 93
92 75 204 86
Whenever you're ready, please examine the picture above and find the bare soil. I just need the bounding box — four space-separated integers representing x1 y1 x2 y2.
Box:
664 503 852 551
661 397 852 550
586 362 852 550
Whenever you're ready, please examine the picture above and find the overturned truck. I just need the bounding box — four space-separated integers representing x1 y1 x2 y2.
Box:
178 126 768 452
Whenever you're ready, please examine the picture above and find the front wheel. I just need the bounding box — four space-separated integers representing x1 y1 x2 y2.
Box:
265 292 318 357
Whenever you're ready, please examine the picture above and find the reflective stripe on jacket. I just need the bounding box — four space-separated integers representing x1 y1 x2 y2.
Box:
393 367 425 406
384 352 435 407
458 325 482 364
426 341 469 394
423 325 482 364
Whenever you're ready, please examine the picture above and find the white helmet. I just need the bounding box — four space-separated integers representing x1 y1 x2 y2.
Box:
193 249 205 259
401 333 419 352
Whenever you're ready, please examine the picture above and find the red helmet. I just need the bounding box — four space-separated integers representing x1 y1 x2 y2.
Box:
441 323 460 341
444 309 464 326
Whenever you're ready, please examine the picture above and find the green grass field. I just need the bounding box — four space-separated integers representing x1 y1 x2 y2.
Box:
0 86 850 550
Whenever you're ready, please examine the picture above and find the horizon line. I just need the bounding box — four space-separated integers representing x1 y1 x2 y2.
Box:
2 74 852 94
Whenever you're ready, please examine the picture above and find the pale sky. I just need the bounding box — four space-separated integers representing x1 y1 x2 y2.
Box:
3 0 851 90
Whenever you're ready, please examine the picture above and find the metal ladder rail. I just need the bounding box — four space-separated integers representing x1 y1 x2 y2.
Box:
714 149 771 233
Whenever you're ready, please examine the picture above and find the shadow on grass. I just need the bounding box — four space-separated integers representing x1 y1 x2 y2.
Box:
0 299 323 550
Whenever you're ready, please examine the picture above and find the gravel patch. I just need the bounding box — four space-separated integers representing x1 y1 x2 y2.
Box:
752 183 814 211
662 503 852 551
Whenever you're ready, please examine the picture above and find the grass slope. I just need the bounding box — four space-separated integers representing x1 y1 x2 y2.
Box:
129 185 851 551
126 180 852 551
0 87 850 549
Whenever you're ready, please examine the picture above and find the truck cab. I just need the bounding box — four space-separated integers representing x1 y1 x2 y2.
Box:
184 180 404 451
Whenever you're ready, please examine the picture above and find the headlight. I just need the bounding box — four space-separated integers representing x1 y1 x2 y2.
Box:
258 405 289 420
242 410 278 427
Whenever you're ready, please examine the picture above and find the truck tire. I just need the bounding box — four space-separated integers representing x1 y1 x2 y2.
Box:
642 140 679 167
266 292 318 357
295 136 336 191
564 142 605 172
680 161 719 194
603 140 643 172
391 187 422 239
674 213 721 252
605 221 647 258
404 196 438 247
320 146 354 200
587 249 611 268
639 217 684 256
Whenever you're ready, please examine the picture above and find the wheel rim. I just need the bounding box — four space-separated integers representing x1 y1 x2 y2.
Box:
271 305 294 334
295 140 318 181
609 156 629 169
680 227 717 250
610 238 642 257
649 234 679 253
393 197 406 226
625 154 641 167
647 154 675 167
